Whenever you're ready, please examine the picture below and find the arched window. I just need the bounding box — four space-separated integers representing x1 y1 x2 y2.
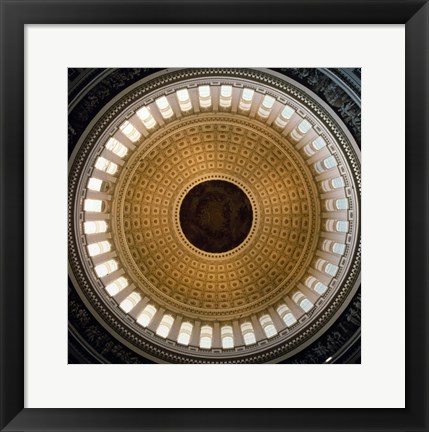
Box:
336 198 349 210
200 325 213 349
292 292 314 313
94 259 118 278
333 243 346 255
277 304 297 327
136 106 157 129
87 240 111 256
219 85 232 108
315 258 338 277
105 137 128 158
84 220 107 234
336 220 349 232
332 176 345 189
321 240 345 256
240 322 256 346
325 263 339 276
177 322 193 346
84 199 103 212
305 276 327 295
137 304 157 327
290 119 312 142
275 105 295 128
314 155 337 173
95 156 118 175
314 282 328 295
176 89 192 112
87 177 103 191
156 314 174 338
325 198 349 211
298 119 312 134
221 325 234 349
259 314 277 338
320 176 345 192
258 95 275 118
198 85 211 108
155 96 174 119
119 120 141 142
313 136 327 150
105 276 128 296
303 136 327 157
324 155 337 169
325 219 349 233
239 88 254 111
300 298 314 312
119 291 141 313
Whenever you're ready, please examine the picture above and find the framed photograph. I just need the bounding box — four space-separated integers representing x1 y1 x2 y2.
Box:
1 0 427 430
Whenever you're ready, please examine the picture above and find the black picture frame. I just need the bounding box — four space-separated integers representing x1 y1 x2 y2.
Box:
1 1 428 431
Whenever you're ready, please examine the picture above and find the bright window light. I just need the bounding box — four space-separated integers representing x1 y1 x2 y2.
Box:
275 105 295 128
87 240 111 257
221 326 234 349
105 138 128 158
239 88 254 111
333 243 346 255
198 85 211 108
137 304 157 327
120 120 141 142
323 156 338 169
325 263 339 276
200 325 213 349
277 304 297 327
284 312 297 327
300 298 314 312
219 85 233 108
177 322 193 346
94 156 118 175
332 177 345 189
156 314 174 338
177 89 189 102
94 259 118 278
336 198 349 210
242 88 254 101
137 106 157 129
241 322 256 345
298 119 312 134
221 85 232 97
259 314 277 338
312 136 327 150
105 277 128 296
87 177 103 191
258 95 275 118
84 199 103 212
120 292 141 313
84 221 107 234
262 95 275 109
314 282 328 295
155 96 174 119
176 89 192 112
282 106 295 119
337 221 349 232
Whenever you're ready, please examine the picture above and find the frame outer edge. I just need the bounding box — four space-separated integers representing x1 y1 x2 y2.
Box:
405 1 429 430
0 0 25 431
0 0 427 431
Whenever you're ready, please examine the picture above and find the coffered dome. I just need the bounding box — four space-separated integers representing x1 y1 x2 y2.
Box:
68 68 361 363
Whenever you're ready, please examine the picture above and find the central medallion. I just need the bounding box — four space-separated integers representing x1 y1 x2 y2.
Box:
179 180 253 253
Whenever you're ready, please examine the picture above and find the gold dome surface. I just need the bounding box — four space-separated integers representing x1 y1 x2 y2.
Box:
113 115 320 320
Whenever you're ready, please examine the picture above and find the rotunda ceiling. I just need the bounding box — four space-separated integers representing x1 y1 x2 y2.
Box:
68 68 361 363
